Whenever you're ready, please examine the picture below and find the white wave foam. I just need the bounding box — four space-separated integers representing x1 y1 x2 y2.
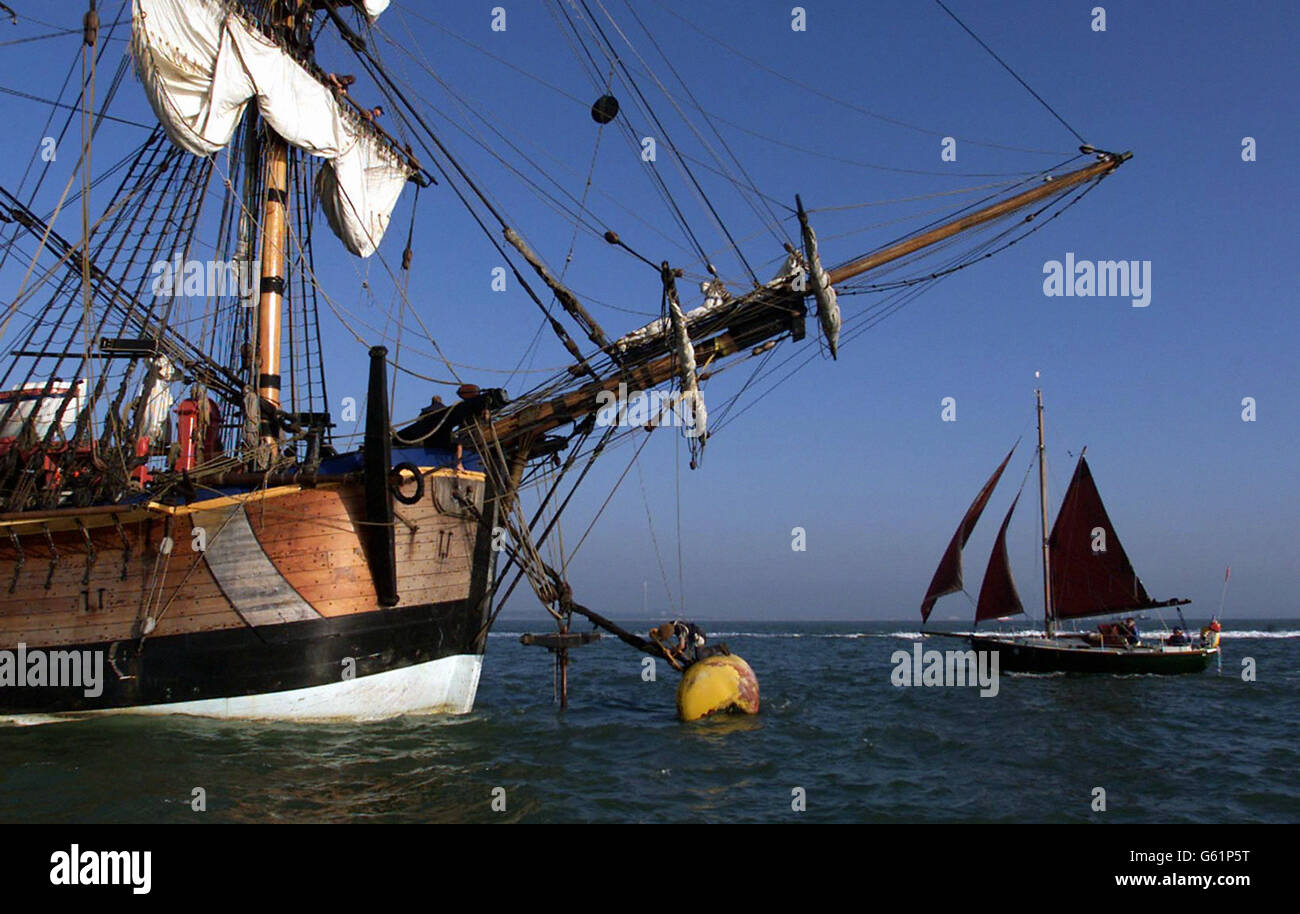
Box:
1220 630 1300 639
489 627 1299 640
708 632 867 639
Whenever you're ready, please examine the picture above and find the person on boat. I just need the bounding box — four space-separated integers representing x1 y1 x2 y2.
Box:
1167 627 1189 645
1200 619 1222 648
1122 618 1140 647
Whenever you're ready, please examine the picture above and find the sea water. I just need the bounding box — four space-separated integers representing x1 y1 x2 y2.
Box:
0 620 1294 823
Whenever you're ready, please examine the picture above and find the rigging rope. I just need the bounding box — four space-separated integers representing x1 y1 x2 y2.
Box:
933 0 1088 146
647 0 1073 157
618 0 790 252
635 456 678 615
708 176 1106 436
78 1 100 460
554 0 720 278
583 0 760 286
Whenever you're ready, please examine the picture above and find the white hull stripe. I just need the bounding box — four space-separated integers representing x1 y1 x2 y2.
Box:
194 504 321 626
1 654 483 725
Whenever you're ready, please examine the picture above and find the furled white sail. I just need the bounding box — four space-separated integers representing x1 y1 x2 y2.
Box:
131 0 412 257
665 286 706 443
799 221 841 359
613 283 732 355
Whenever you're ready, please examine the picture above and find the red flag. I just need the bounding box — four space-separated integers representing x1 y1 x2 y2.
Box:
1225 566 1231 581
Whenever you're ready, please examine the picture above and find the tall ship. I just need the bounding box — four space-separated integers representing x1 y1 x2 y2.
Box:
920 388 1220 673
2 0 1134 719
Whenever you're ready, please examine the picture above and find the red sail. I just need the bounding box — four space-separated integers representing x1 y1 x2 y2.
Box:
920 444 1016 622
975 492 1025 623
1049 455 1163 620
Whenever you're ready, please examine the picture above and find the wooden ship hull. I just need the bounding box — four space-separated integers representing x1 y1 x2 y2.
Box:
0 445 500 722
0 0 1141 723
969 634 1217 675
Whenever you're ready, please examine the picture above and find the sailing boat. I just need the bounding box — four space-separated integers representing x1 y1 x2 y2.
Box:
920 389 1219 674
0 0 1134 720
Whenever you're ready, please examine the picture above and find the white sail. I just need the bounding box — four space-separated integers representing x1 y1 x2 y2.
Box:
799 221 841 359
612 265 794 356
613 286 731 354
131 0 413 257
665 287 706 442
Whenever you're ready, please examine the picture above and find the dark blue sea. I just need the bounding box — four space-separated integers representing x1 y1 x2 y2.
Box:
1 619 1295 823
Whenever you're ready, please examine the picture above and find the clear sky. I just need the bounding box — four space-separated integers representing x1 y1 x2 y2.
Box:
2 1 1296 621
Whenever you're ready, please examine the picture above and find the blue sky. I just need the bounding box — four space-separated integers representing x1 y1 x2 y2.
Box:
1 1 1296 621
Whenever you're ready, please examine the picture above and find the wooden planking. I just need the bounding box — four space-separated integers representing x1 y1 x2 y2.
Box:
246 521 470 561
291 568 471 611
0 509 239 646
0 474 487 645
250 481 480 617
258 524 475 575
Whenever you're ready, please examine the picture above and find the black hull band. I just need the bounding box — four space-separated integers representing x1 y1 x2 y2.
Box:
0 599 483 714
970 635 1213 675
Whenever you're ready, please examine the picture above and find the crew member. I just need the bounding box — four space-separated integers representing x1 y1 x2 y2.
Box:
1122 617 1140 647
650 619 726 670
1200 619 1222 648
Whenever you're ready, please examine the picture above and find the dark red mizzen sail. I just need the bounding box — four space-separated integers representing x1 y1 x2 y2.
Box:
1049 455 1178 620
920 444 1017 622
975 492 1025 623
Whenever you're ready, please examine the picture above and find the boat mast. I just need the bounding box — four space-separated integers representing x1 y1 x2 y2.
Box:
253 2 297 447
254 134 289 447
256 137 288 395
1036 385 1054 637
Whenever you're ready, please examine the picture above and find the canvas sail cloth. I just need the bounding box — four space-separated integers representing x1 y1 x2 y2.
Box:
798 220 841 359
920 444 1016 622
1048 455 1181 620
131 0 413 257
974 492 1025 623
664 278 706 442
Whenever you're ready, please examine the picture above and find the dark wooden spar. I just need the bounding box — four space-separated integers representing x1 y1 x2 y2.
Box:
828 154 1128 285
481 154 1131 450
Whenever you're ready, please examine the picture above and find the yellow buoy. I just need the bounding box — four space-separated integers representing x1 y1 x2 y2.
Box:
675 654 760 721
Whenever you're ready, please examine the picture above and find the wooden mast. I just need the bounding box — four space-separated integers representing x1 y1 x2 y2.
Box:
255 134 289 440
827 154 1128 286
254 0 296 445
1036 386 1054 638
